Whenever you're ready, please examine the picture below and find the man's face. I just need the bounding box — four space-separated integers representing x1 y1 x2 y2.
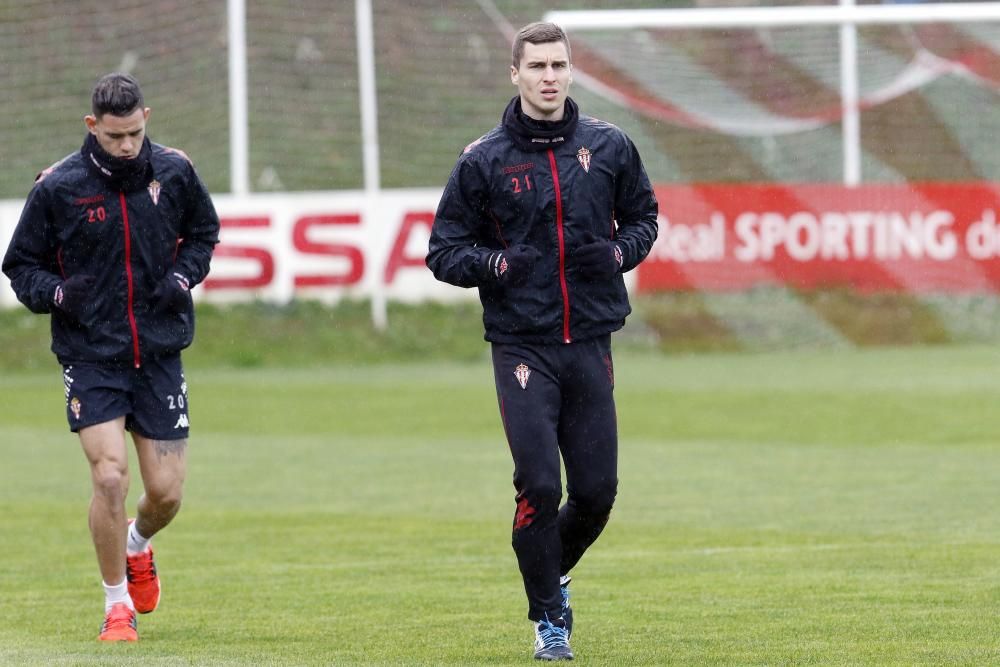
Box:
84 107 150 159
511 40 572 121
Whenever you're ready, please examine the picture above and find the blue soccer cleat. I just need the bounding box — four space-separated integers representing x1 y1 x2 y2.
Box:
559 575 573 638
533 613 573 661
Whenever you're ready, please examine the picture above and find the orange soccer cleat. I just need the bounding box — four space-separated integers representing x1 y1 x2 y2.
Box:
98 602 137 642
126 541 161 614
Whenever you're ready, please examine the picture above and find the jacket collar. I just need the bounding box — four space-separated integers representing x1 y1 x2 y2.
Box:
81 133 152 192
501 96 579 152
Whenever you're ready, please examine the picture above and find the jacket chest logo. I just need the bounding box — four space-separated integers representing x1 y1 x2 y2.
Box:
576 147 592 173
148 179 161 206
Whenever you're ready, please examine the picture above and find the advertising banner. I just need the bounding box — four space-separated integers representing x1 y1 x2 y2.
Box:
640 183 1000 293
0 189 458 307
5 183 1000 308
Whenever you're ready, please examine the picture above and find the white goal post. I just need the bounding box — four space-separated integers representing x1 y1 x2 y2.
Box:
545 2 1000 187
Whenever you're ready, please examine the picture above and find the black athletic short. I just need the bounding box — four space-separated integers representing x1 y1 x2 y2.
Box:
61 354 190 440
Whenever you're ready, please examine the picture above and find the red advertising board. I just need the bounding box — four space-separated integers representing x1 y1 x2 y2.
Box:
638 183 1000 293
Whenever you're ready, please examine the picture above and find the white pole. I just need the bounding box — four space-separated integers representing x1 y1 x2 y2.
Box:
840 0 861 186
227 0 250 195
356 0 387 331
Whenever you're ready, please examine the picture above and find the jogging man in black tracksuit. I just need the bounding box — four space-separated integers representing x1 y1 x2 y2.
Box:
426 22 658 661
3 72 219 642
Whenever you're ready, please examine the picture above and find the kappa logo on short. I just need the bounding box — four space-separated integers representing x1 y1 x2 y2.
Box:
63 367 75 398
577 147 592 173
174 414 189 429
514 363 531 390
148 179 161 205
69 397 82 420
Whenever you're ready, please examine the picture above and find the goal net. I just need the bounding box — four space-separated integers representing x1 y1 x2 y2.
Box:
0 1 365 198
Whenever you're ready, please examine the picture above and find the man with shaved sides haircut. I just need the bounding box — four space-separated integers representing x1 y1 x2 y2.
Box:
3 72 219 642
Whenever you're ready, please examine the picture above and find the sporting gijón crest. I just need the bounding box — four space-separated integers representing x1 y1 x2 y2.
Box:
514 363 531 390
147 179 161 205
576 147 592 173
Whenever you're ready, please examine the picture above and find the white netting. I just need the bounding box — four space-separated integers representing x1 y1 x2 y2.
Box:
245 1 363 192
0 0 229 196
559 19 1000 184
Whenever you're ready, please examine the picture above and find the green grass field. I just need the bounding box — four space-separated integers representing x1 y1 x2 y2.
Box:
2 346 999 665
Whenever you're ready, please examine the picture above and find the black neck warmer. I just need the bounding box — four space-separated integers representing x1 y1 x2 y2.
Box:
501 96 579 152
81 133 152 192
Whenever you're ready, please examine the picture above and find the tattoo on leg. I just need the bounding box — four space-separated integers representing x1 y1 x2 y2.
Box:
153 439 187 459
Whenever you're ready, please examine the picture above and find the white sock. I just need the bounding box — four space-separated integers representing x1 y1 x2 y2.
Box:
103 578 134 612
126 521 151 555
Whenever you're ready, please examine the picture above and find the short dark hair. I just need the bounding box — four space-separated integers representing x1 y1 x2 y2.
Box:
512 22 571 69
91 72 144 118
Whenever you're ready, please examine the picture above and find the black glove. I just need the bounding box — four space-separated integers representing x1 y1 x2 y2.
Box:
53 274 97 319
152 271 191 313
572 235 623 281
485 244 541 287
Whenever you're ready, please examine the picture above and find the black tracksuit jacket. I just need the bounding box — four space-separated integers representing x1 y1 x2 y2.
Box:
2 139 219 366
427 97 659 344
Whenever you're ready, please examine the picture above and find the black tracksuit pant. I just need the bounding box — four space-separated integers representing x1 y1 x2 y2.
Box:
491 334 619 622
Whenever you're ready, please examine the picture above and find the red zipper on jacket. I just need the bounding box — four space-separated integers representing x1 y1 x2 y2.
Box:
547 149 572 343
120 192 141 367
